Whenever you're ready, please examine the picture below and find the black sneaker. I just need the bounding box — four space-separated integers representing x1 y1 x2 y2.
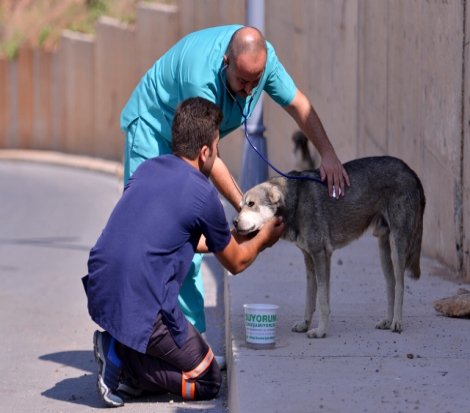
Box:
116 379 144 399
93 330 124 407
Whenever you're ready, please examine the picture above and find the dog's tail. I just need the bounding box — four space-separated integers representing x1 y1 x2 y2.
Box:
406 177 426 280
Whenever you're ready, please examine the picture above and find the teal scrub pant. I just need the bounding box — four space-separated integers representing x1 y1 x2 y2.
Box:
123 118 206 333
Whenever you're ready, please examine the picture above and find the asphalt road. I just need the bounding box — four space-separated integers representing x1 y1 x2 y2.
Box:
0 160 227 413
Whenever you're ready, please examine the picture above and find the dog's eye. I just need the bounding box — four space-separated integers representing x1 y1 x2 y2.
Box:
247 201 255 207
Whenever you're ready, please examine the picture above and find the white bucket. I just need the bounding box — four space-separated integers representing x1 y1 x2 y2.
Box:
243 303 279 349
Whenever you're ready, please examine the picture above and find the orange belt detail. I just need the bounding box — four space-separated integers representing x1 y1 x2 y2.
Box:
181 348 214 400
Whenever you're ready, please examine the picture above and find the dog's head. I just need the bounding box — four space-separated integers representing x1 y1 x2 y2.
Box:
233 182 285 235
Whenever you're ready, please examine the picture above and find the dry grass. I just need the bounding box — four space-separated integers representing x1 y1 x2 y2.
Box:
0 0 164 59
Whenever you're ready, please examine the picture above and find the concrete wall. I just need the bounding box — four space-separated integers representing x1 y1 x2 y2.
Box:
32 49 54 151
265 0 359 173
0 0 468 280
60 31 95 156
136 3 180 77
177 0 244 37
353 0 465 270
262 0 468 278
463 0 470 278
0 58 7 148
94 17 138 160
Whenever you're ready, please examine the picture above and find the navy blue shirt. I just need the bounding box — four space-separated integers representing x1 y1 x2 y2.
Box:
84 155 231 352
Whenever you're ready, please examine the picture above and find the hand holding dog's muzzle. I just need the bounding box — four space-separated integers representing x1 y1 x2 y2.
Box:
260 216 285 249
231 227 257 242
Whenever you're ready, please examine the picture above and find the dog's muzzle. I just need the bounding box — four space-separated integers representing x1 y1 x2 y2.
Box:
233 217 257 235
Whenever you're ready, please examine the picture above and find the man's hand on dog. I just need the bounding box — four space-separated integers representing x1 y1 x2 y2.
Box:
320 150 350 199
232 216 284 249
260 216 285 248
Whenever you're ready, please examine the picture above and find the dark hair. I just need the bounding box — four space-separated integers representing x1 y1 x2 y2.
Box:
172 97 223 159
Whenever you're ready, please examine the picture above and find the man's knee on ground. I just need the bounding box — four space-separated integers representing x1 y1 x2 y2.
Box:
193 360 222 400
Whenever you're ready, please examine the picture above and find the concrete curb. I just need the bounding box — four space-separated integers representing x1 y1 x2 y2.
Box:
224 269 239 413
0 149 123 178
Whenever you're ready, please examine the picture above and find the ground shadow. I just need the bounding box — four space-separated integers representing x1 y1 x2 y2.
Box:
40 350 95 373
39 350 102 407
39 351 177 408
38 350 224 410
41 372 102 408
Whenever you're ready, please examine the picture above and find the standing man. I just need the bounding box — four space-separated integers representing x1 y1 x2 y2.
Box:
120 24 349 360
86 97 285 406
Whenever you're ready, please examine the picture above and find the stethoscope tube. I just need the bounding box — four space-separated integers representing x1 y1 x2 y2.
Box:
241 119 325 186
220 64 326 187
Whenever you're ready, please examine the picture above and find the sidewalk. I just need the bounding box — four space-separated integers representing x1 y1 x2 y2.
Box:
225 235 470 413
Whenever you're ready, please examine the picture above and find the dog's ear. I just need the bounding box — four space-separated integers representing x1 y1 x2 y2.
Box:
268 185 284 206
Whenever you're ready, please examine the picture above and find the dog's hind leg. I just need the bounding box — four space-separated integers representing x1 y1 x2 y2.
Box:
306 249 331 338
375 233 395 330
292 250 317 333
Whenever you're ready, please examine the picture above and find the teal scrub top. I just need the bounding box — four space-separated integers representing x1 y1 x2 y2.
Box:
120 25 297 144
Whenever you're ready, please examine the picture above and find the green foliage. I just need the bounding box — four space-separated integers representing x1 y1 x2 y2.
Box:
86 0 108 20
38 25 52 48
0 0 165 59
1 31 24 60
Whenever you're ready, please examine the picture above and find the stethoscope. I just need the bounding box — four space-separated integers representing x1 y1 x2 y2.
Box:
219 65 326 187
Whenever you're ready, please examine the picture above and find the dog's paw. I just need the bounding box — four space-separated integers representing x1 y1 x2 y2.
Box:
307 328 326 339
375 319 392 330
291 320 309 333
390 319 402 333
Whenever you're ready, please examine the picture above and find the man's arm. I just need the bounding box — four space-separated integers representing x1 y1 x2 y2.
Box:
210 156 244 212
284 89 350 197
214 217 284 274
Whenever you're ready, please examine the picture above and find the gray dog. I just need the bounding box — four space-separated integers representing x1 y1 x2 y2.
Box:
233 156 425 338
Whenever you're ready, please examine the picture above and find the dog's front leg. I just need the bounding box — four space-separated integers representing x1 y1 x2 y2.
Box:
292 250 316 333
306 249 331 338
376 234 395 330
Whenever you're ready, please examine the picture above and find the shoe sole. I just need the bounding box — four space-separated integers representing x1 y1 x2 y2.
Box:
93 331 124 408
97 375 124 407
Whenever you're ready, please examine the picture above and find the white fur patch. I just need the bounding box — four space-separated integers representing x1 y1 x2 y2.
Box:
236 205 275 234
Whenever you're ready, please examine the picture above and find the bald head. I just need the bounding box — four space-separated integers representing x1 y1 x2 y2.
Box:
224 27 267 98
226 26 267 60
